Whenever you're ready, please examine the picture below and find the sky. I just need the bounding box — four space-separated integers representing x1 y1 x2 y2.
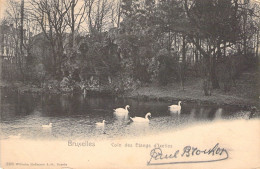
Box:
1 0 260 22
0 0 117 33
0 0 7 19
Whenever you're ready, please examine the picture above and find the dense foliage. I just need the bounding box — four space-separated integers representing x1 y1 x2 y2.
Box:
1 0 259 95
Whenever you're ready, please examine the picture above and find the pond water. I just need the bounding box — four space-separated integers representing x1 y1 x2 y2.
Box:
0 88 255 140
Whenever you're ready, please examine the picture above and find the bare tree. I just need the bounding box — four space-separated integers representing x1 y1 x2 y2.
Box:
83 0 114 34
2 0 26 80
19 0 25 79
29 0 72 76
110 0 122 28
85 0 95 34
64 0 87 51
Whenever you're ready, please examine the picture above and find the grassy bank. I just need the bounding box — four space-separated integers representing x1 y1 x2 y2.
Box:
127 69 259 107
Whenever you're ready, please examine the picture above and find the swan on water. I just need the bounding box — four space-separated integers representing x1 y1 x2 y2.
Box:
169 101 182 113
114 105 130 115
96 120 105 126
130 112 151 122
42 123 52 128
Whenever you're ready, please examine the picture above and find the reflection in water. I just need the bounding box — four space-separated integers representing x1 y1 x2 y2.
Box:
114 114 129 122
214 108 223 120
199 108 204 116
169 109 181 114
189 109 196 122
96 122 106 135
199 108 212 119
0 88 253 140
129 122 150 136
41 127 52 138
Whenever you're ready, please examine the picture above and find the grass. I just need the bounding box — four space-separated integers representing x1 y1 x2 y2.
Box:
128 69 259 107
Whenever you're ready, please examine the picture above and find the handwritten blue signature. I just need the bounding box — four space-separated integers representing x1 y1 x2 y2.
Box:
147 143 229 165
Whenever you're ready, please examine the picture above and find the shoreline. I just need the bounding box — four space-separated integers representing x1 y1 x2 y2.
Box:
0 82 258 109
127 87 258 108
1 69 259 108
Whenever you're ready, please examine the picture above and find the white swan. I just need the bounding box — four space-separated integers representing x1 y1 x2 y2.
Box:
130 112 151 122
8 133 21 139
169 101 182 112
96 120 105 126
42 123 52 128
114 105 130 115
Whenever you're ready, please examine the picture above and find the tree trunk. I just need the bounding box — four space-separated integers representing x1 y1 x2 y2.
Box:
188 36 212 95
182 35 186 62
195 38 199 63
243 36 247 57
56 36 64 77
203 56 212 96
88 2 93 34
199 39 202 60
71 0 75 51
224 41 226 57
19 0 25 81
243 3 248 58
211 53 220 89
211 42 220 89
256 30 259 58
117 0 121 28
168 30 171 52
180 35 186 90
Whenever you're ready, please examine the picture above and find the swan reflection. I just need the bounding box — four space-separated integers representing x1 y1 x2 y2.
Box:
214 108 223 120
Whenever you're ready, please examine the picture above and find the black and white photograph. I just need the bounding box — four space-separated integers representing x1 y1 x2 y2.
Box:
0 0 259 168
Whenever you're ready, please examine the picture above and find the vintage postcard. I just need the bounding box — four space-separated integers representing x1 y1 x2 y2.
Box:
0 0 259 169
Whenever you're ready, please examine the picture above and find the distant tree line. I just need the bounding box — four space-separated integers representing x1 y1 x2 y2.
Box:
0 0 259 95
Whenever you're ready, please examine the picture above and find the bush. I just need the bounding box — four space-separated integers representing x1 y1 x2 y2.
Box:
60 77 75 92
157 49 178 85
43 79 60 91
216 53 253 92
108 74 141 94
